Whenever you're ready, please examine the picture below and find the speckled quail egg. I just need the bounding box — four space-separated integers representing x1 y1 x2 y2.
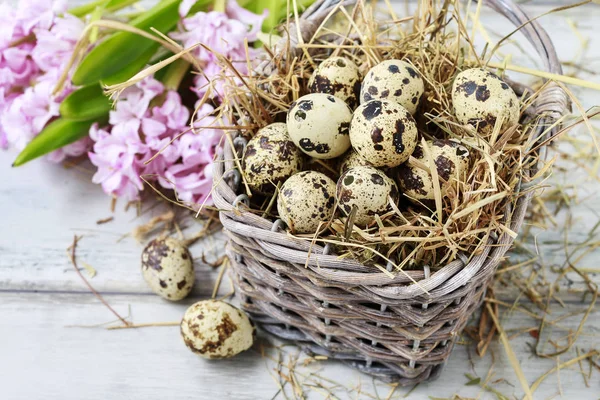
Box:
242 123 303 194
336 166 399 226
350 100 418 168
452 68 520 134
360 60 424 114
141 237 194 301
308 56 361 109
181 300 255 359
395 139 470 202
277 171 336 233
286 93 352 159
338 150 371 174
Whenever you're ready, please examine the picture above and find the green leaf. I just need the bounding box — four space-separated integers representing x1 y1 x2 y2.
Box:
100 44 159 86
187 0 214 15
263 0 282 32
246 0 316 31
13 118 107 167
69 0 140 18
60 85 111 121
68 0 107 17
72 0 181 86
465 376 481 386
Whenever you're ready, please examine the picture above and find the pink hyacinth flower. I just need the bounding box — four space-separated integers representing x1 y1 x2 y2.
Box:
32 14 85 72
157 103 224 206
89 122 149 201
171 0 267 100
1 78 60 150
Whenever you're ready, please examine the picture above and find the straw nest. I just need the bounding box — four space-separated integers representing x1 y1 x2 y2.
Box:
194 0 555 274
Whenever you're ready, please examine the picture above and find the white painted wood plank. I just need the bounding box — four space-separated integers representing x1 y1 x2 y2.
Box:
0 292 597 400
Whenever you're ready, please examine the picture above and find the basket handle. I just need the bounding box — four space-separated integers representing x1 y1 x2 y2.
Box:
485 0 569 121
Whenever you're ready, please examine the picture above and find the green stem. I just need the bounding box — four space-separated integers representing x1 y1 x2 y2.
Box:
68 0 140 18
68 0 105 17
162 58 190 91
8 33 35 48
105 0 141 13
213 0 227 13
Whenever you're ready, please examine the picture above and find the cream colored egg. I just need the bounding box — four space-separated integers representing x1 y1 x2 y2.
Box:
181 300 255 359
350 100 418 168
360 60 424 114
395 139 470 202
286 93 352 159
277 171 336 233
308 56 362 108
336 166 399 226
242 123 303 194
452 68 519 135
338 150 371 174
141 237 194 301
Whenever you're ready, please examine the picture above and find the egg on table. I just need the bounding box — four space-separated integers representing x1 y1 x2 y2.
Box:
286 93 352 159
308 56 362 109
350 100 418 168
141 237 194 301
336 166 399 226
242 123 303 194
395 139 470 202
452 68 520 135
277 171 337 233
360 59 424 114
181 300 255 359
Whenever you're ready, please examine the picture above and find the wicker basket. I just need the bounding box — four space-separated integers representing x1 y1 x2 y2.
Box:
212 0 568 385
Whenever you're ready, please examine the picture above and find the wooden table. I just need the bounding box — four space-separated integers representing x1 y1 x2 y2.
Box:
1 2 599 399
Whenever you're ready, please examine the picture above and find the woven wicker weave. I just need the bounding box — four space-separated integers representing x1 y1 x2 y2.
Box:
212 0 568 384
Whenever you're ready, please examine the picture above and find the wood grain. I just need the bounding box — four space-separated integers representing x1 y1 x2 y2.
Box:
0 2 599 399
1 292 598 399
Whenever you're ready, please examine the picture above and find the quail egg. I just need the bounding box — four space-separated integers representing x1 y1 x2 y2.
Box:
338 150 371 174
360 60 424 114
277 171 336 233
350 100 418 168
286 93 352 159
181 300 255 359
336 166 399 226
308 56 361 108
242 123 303 194
395 139 470 201
141 237 194 301
452 68 520 134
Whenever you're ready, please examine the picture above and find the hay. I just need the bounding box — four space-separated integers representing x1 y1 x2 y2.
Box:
201 0 552 271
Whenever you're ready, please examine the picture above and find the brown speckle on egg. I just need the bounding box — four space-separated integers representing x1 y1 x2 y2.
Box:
308 57 361 108
336 166 399 226
141 237 194 301
277 171 336 233
338 150 371 174
181 300 255 359
242 123 303 195
395 139 471 202
350 100 418 168
360 60 424 114
452 68 519 135
287 93 352 159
